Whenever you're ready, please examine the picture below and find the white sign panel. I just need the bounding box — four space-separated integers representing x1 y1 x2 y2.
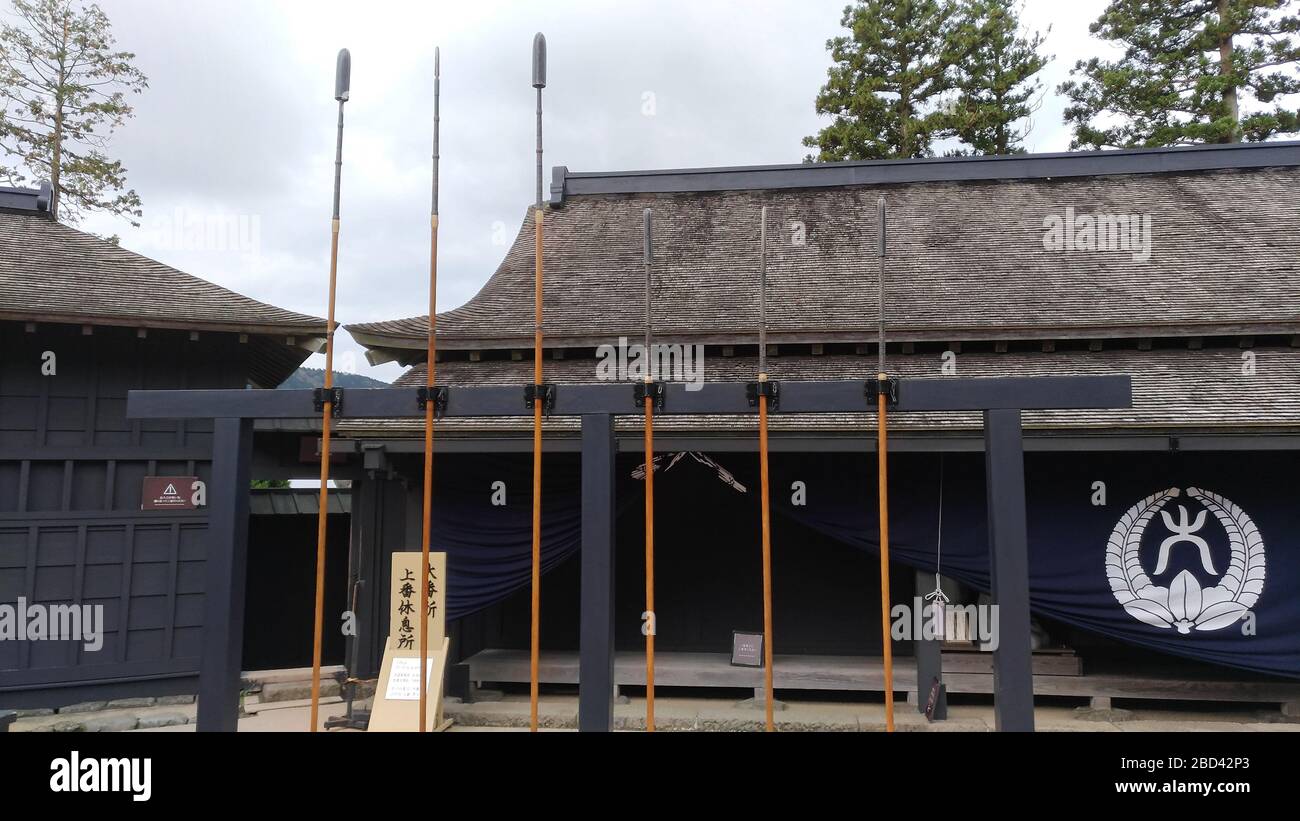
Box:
384 656 436 701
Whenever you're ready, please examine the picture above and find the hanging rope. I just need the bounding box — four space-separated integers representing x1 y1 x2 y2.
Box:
924 456 950 640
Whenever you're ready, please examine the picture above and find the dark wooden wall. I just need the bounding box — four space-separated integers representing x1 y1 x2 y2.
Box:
0 321 248 708
242 512 350 671
346 471 409 680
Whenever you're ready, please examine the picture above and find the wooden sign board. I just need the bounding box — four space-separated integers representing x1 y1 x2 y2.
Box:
389 551 446 650
141 476 199 510
368 635 451 732
369 551 451 732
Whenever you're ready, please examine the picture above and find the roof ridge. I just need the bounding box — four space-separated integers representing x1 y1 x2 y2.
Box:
551 141 1300 205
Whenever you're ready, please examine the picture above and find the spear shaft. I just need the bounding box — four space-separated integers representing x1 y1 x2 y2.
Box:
309 47 351 733
528 31 547 734
418 45 441 734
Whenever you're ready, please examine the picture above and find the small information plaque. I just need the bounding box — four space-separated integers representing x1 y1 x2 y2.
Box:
384 657 436 701
731 630 763 667
368 636 450 731
140 477 198 510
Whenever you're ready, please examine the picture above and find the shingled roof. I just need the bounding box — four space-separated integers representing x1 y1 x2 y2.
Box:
0 213 326 335
0 188 328 386
348 142 1300 365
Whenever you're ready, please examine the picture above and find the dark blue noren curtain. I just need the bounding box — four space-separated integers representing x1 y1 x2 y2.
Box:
430 449 1300 678
768 451 1300 679
429 455 582 621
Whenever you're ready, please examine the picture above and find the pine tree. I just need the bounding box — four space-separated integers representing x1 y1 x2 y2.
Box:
1060 0 1300 148
803 0 959 161
940 0 1050 155
0 0 148 223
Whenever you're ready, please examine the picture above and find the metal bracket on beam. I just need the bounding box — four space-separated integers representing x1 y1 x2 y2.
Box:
313 387 344 417
746 380 779 411
416 386 449 417
360 443 387 472
634 381 665 411
525 383 555 413
866 378 899 406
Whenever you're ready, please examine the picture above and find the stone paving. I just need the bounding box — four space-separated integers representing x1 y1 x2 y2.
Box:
9 663 1299 733
11 691 1299 733
9 696 197 733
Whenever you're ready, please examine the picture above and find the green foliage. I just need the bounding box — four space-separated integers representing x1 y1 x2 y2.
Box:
278 366 390 390
803 0 959 160
0 0 148 223
251 479 291 489
939 0 1050 155
1060 0 1300 148
803 0 1049 160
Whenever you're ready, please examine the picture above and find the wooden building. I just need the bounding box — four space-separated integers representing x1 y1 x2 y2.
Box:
0 183 331 708
6 140 1300 718
341 142 1300 706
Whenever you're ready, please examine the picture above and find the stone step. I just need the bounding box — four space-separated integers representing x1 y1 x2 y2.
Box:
243 665 346 687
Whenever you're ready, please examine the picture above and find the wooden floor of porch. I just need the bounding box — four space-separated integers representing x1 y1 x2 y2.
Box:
462 648 1300 706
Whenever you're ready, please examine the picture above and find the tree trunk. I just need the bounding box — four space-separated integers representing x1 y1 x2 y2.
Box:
51 102 63 219
1218 0 1239 142
995 90 1008 155
900 97 913 157
49 16 69 220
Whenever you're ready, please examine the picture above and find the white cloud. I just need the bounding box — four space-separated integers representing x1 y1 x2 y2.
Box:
75 0 1113 382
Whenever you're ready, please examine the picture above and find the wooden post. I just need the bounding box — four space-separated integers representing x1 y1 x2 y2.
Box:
578 414 617 732
984 408 1035 731
196 417 253 732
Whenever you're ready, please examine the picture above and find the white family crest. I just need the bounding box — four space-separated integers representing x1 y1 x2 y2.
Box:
1105 487 1265 634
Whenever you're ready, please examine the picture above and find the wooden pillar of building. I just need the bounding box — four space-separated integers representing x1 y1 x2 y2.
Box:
578 413 617 731
984 408 1034 731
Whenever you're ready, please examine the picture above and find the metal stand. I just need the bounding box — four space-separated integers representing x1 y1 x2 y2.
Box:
323 672 372 730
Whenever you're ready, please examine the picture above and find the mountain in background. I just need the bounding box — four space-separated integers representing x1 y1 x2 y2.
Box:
278 366 389 390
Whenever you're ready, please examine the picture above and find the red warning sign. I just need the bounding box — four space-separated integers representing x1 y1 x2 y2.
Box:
141 476 199 510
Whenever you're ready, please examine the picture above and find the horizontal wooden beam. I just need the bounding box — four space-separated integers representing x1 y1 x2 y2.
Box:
128 376 1132 421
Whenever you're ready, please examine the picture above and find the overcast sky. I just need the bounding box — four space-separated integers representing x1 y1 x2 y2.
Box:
69 0 1117 382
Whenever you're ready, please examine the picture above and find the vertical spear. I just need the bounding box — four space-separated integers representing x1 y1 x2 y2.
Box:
875 196 896 733
528 31 546 734
757 205 775 732
418 45 441 734
309 46 350 733
642 207 656 732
